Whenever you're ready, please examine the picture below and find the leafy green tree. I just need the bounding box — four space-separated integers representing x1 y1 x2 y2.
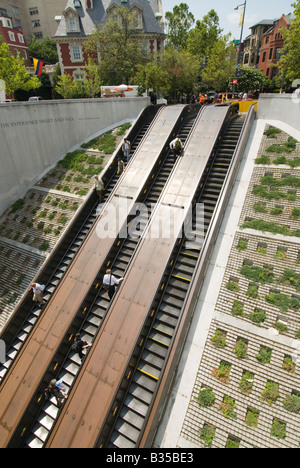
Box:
201 36 236 91
237 67 270 92
84 57 102 97
135 60 168 95
162 48 199 101
28 36 58 64
0 42 41 96
187 10 222 58
84 6 149 85
55 74 85 99
165 3 195 50
278 1 300 80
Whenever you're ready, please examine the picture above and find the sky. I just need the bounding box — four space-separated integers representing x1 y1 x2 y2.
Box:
162 0 295 41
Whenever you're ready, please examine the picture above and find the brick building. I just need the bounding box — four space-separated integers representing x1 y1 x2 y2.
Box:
257 14 294 80
55 0 165 79
0 19 30 67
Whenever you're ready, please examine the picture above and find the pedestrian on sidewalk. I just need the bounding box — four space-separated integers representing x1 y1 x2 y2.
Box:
103 269 124 300
29 282 46 305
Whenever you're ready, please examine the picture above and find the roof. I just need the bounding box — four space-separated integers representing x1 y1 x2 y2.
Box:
55 0 164 38
250 18 277 29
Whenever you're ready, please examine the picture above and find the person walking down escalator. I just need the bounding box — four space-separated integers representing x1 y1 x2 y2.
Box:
169 136 184 162
103 269 124 300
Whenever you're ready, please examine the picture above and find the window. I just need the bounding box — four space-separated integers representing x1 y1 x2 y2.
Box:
72 46 82 61
24 50 28 60
34 32 43 39
244 53 249 64
29 7 39 15
275 48 281 60
18 34 24 44
32 19 41 28
69 17 77 31
265 36 269 44
9 32 15 42
262 52 266 62
269 48 273 60
12 7 19 17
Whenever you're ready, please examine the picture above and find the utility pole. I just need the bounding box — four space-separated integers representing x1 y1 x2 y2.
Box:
233 1 247 93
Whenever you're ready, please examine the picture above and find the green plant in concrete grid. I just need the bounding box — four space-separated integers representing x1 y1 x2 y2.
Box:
266 137 298 154
234 339 248 359
277 269 300 292
239 371 254 395
291 207 300 219
283 392 300 414
242 219 294 236
245 407 259 428
240 264 274 284
256 345 272 365
253 202 268 213
212 361 231 383
220 395 237 419
199 424 216 447
270 207 284 216
261 174 300 188
231 300 244 317
282 355 295 374
255 155 271 165
262 380 280 404
196 387 216 407
236 238 248 251
247 283 259 299
225 279 240 292
225 436 240 448
211 329 227 349
271 418 286 440
275 321 289 334
265 292 300 313
264 126 282 139
116 122 132 136
249 308 267 325
275 247 287 260
10 198 25 213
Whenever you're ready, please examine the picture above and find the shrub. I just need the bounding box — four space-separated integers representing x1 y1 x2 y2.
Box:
196 387 216 407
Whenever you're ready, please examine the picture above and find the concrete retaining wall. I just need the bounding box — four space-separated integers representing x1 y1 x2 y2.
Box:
257 93 300 131
0 97 149 217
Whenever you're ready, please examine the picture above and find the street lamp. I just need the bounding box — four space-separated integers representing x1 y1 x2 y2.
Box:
233 0 247 92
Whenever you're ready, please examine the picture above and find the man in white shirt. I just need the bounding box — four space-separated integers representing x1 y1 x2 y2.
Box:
103 269 124 300
169 136 183 160
93 175 104 202
29 282 46 305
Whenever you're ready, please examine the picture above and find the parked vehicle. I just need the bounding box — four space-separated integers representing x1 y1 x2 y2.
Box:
206 90 217 103
214 92 242 103
28 96 43 101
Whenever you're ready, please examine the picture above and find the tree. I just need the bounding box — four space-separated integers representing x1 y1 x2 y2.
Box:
187 10 222 58
135 60 169 95
165 3 195 50
84 6 149 85
55 74 84 99
0 42 41 96
237 67 270 92
84 57 102 97
162 48 199 102
28 36 58 64
278 1 300 81
201 36 236 91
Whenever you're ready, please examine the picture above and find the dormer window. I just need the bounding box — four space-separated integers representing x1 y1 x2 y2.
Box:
73 0 82 8
130 7 143 29
65 10 80 33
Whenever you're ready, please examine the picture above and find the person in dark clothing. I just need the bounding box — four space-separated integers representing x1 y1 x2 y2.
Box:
72 333 92 361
